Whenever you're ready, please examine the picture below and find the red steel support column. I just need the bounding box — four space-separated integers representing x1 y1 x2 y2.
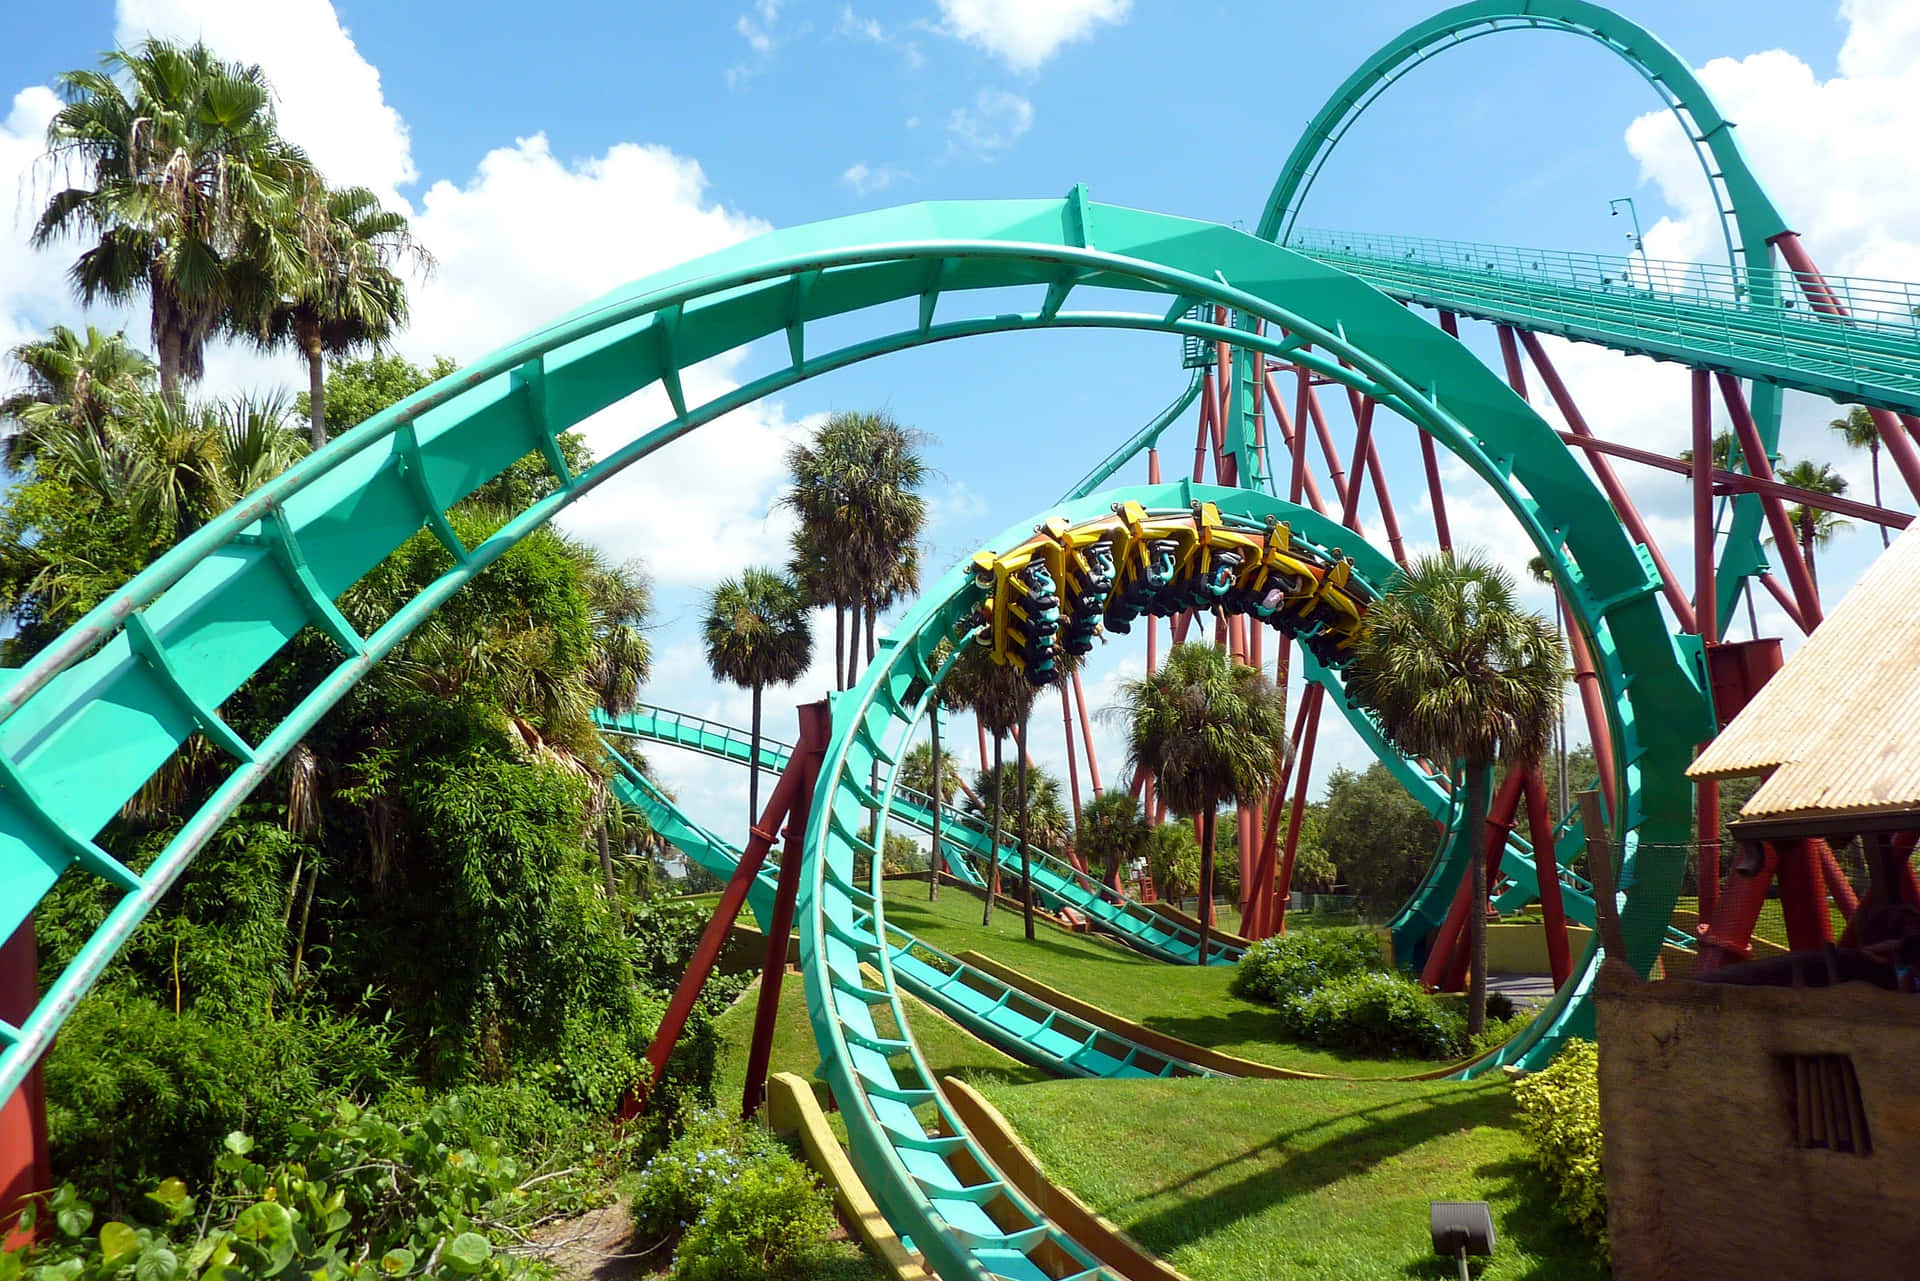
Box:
740 702 830 1118
977 722 989 775
1757 572 1810 635
1 920 50 1249
1564 618 1619 817
1264 370 1329 514
1425 767 1527 992
1718 373 1824 628
1692 369 1723 924
1696 841 1779 972
1520 331 1696 631
1428 313 1463 551
1272 685 1327 935
1522 769 1572 989
1771 231 1920 500
1819 842 1860 923
624 713 821 1120
1298 373 1353 511
1060 681 1083 835
1070 669 1102 795
1192 380 1215 483
1777 838 1833 951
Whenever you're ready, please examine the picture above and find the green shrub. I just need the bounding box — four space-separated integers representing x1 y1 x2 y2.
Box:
631 1110 834 1281
1230 926 1385 1005
7 1098 580 1281
631 1110 783 1245
1274 971 1466 1059
1513 1040 1607 1241
1486 991 1517 1023
672 1157 833 1281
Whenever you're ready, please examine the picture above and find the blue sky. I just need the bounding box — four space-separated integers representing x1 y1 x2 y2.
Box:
2 2 1912 838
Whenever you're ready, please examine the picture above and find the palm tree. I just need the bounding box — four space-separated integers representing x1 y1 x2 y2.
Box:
1114 642 1289 962
1 324 154 468
52 389 306 539
1344 552 1564 1034
35 40 315 398
1771 459 1850 591
782 411 927 688
1676 429 1734 474
1078 790 1150 895
970 755 1071 939
703 567 813 825
1829 407 1886 547
262 184 432 448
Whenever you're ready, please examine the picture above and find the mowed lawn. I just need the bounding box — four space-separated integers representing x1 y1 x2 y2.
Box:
975 1075 1607 1281
703 891 1604 1281
878 885 1455 1077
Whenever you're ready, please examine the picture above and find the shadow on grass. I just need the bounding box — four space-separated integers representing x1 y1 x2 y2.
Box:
1116 1086 1517 1257
1398 1156 1607 1281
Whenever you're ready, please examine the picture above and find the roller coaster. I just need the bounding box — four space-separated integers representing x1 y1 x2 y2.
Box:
4 5 1917 1279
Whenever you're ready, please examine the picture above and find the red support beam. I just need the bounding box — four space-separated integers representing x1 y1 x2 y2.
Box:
1272 684 1327 935
1523 768 1573 990
1071 669 1103 794
1696 841 1779 972
1777 838 1833 951
1692 369 1722 924
740 702 831 1118
1552 426 1911 528
1519 331 1697 632
1564 612 1619 817
623 709 825 1120
1060 681 1083 834
1757 572 1811 635
1264 370 1329 514
1426 767 1526 992
1192 377 1215 484
1819 842 1860 923
1298 371 1353 511
1 920 50 1250
1718 373 1824 629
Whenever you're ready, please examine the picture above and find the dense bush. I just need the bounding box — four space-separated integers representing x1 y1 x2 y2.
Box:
1513 1040 1607 1241
632 1111 834 1281
6 1097 604 1281
672 1157 834 1281
1272 971 1468 1059
1229 926 1386 1004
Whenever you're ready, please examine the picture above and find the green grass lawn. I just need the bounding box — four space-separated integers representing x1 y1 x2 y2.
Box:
879 887 1453 1077
704 900 1602 1281
975 1075 1605 1281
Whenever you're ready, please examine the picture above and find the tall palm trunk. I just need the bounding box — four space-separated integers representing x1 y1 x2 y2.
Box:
846 607 863 689
1872 442 1888 547
305 335 328 450
1196 806 1215 966
1017 707 1035 942
865 602 877 665
928 708 943 901
1464 762 1491 1036
748 681 763 827
834 607 846 691
983 732 1004 926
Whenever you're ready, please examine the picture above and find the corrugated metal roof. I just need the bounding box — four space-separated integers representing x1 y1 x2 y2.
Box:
1689 518 1920 822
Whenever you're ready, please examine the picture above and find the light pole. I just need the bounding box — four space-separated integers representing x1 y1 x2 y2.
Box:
1610 197 1646 282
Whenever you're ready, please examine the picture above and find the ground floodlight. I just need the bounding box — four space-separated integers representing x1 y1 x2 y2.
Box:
1430 1201 1495 1279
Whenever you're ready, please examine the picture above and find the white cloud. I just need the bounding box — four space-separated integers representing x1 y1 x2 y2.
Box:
841 161 908 195
0 87 84 357
946 88 1033 157
936 0 1130 72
